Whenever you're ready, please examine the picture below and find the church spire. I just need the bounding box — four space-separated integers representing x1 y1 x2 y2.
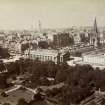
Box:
94 17 98 34
93 17 100 47
38 20 42 33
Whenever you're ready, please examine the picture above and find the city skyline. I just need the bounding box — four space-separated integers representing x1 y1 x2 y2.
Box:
0 0 105 30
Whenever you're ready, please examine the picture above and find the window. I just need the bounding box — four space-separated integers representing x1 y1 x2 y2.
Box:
45 56 47 61
48 56 50 60
50 56 52 60
34 55 36 59
61 57 63 62
42 56 44 61
37 55 39 58
30 54 33 58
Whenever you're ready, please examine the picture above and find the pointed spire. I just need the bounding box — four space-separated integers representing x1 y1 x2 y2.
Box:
94 17 98 34
38 20 42 33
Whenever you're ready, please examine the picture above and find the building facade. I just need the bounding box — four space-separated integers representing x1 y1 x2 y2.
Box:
24 49 69 63
90 18 100 47
0 34 5 47
53 33 71 48
8 41 21 54
82 49 105 65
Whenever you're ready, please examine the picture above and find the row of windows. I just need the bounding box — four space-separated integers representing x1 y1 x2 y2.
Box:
25 54 63 62
60 57 63 62
25 54 56 61
31 54 53 60
83 57 105 64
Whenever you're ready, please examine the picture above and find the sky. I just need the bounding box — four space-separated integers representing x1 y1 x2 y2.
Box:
0 0 105 30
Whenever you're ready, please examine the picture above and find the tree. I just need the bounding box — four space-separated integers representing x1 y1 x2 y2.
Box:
0 74 8 89
1 92 8 97
17 98 28 105
69 36 74 46
89 101 97 105
75 51 82 57
38 41 49 49
55 68 68 83
101 98 105 105
63 51 70 62
0 60 6 72
46 61 57 78
80 33 89 44
0 47 10 58
21 43 29 52
2 103 11 105
55 62 69 83
7 61 20 75
33 92 44 101
31 43 37 49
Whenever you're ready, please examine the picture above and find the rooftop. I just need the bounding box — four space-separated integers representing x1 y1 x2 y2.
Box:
83 48 105 57
30 49 59 56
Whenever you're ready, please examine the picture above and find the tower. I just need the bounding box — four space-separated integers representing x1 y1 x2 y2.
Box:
90 18 100 47
94 18 98 35
38 20 42 33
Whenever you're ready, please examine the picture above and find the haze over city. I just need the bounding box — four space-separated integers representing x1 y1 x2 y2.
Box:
0 0 105 30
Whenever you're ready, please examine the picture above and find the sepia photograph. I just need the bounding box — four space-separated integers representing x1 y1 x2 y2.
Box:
0 0 105 105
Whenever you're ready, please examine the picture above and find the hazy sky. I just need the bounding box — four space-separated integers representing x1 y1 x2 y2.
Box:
0 0 105 30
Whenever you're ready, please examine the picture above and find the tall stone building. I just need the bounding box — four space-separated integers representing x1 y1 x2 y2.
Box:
90 18 100 47
53 33 72 48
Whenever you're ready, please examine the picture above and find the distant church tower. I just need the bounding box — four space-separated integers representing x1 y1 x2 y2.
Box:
90 18 100 47
38 20 42 33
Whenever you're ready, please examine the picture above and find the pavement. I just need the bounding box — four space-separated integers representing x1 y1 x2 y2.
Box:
5 84 37 95
5 85 21 94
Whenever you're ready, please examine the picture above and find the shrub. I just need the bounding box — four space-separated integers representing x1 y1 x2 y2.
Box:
1 92 8 97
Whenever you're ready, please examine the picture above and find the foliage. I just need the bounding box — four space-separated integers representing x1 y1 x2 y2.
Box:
21 43 38 52
0 60 6 72
33 92 44 101
69 36 74 46
0 47 10 58
21 43 29 52
63 51 70 62
101 98 105 105
2 103 11 105
18 86 26 92
3 57 105 104
38 41 49 49
74 51 82 57
80 33 90 44
1 92 8 97
54 64 105 104
17 98 28 105
0 74 8 89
